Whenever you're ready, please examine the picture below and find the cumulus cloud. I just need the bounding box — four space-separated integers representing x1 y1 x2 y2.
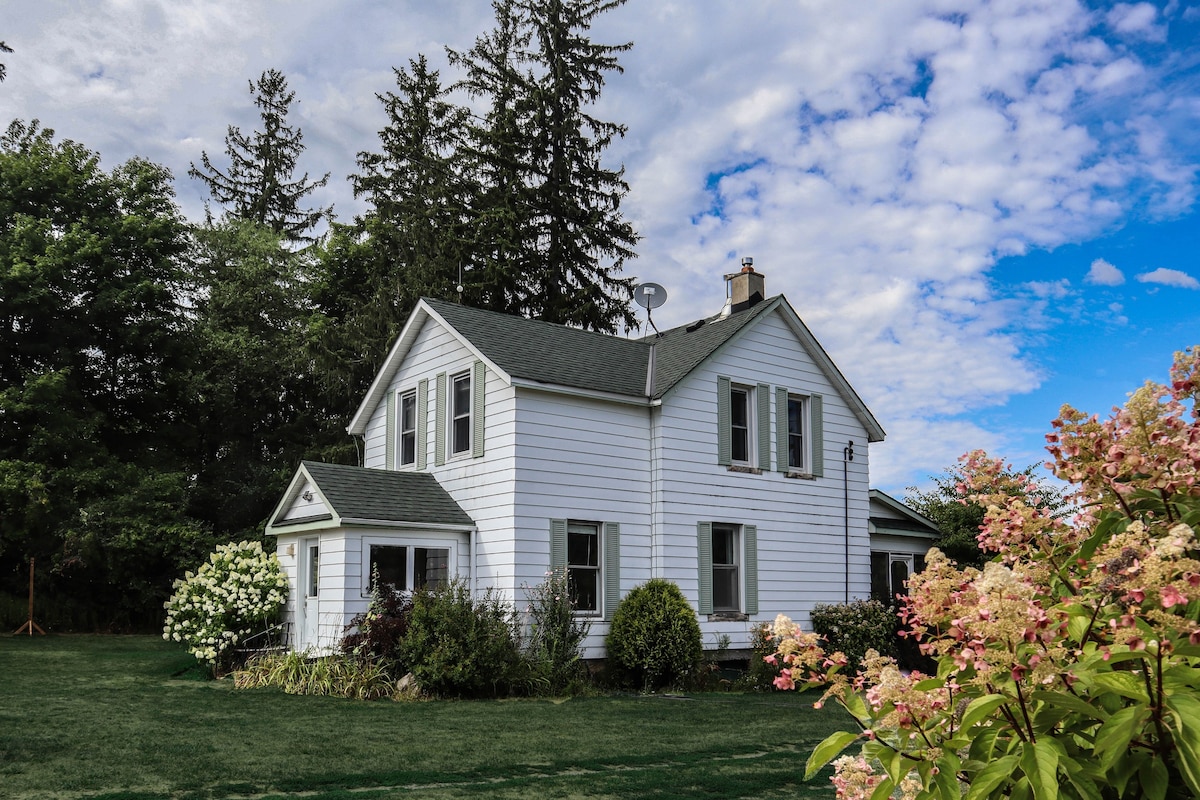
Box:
4 0 1198 491
1136 268 1200 289
1086 258 1126 285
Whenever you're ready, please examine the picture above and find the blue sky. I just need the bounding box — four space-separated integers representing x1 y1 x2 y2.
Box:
2 0 1198 494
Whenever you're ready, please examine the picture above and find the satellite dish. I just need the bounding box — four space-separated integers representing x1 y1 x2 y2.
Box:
633 282 667 337
633 282 668 309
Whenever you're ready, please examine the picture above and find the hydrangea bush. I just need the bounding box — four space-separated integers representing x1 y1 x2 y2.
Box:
767 346 1200 800
163 540 288 670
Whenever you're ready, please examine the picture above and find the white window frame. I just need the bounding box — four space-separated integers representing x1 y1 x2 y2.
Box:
361 536 457 597
729 385 753 465
567 521 602 616
711 523 741 613
398 390 417 467
786 393 808 471
450 371 472 457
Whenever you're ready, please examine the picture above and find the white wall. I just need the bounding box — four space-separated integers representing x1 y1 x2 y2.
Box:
653 310 873 648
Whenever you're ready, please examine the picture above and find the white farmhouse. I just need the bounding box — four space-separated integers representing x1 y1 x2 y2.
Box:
266 266 932 656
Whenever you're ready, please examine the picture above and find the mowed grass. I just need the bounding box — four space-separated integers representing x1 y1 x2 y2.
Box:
0 635 846 799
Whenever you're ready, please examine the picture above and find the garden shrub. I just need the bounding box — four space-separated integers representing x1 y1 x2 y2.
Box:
769 346 1200 800
808 598 897 674
162 539 288 672
400 578 525 698
744 620 786 691
524 568 592 695
340 570 413 675
606 578 701 690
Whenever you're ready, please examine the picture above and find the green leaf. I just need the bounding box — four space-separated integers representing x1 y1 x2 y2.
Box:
1021 739 1060 800
1163 693 1200 798
914 677 945 691
804 730 861 780
1090 670 1150 702
966 753 1020 800
1095 705 1149 773
1058 754 1104 800
934 762 959 800
868 776 896 800
1030 690 1108 721
961 693 1010 731
1137 756 1168 800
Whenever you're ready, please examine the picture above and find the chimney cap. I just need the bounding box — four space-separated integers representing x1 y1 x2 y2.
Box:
740 256 754 271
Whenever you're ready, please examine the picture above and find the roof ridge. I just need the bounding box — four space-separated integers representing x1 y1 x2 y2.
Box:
422 296 649 347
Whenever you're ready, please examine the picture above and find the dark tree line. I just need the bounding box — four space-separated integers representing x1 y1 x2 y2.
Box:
0 0 638 631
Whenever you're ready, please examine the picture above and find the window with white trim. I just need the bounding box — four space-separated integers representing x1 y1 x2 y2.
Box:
364 540 452 595
711 524 740 612
451 371 471 456
870 551 926 603
567 521 600 615
787 394 806 470
399 390 417 466
730 387 751 464
697 521 758 617
550 519 620 619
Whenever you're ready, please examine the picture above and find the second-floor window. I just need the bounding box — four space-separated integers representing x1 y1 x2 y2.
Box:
730 387 751 463
787 394 805 470
451 371 471 455
399 391 417 466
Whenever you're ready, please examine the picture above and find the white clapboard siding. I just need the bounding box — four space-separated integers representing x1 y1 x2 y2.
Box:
510 390 652 654
651 310 873 644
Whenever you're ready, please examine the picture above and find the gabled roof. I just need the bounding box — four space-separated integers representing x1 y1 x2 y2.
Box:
266 461 475 533
868 489 940 539
348 295 885 442
426 298 649 397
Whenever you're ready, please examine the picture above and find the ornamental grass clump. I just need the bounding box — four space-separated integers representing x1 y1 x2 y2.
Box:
163 540 288 673
770 346 1200 800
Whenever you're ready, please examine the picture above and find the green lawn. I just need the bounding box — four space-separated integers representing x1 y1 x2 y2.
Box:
0 635 846 799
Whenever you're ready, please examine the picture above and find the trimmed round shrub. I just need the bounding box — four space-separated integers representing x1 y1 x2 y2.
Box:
606 579 702 690
809 598 897 673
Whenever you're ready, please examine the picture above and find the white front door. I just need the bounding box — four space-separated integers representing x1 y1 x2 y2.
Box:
298 538 319 651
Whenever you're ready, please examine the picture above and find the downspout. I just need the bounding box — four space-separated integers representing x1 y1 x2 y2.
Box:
470 527 478 598
645 343 657 576
843 441 855 603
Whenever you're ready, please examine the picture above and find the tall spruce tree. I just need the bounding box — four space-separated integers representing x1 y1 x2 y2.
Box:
451 0 639 333
189 69 331 245
306 57 471 438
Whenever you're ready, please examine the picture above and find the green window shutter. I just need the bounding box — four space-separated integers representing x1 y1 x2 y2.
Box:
775 386 789 472
716 376 731 466
550 519 567 571
472 360 485 458
416 379 428 470
756 383 771 471
697 521 713 615
811 394 824 477
604 522 620 621
384 390 396 470
434 372 447 467
744 524 758 615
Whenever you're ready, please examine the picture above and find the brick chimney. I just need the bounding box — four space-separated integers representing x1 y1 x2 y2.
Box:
729 257 765 313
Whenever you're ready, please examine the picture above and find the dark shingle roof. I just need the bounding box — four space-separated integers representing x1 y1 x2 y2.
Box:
422 296 775 400
423 298 650 397
301 461 474 527
648 299 779 398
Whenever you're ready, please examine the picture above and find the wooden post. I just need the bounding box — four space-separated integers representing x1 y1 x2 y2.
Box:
13 558 46 636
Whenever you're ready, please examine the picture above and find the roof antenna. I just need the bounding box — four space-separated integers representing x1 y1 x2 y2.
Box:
633 282 667 337
456 262 464 304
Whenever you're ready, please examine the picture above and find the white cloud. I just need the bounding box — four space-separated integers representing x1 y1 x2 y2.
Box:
1086 258 1126 285
3 0 1198 493
1106 3 1168 42
1136 268 1200 289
